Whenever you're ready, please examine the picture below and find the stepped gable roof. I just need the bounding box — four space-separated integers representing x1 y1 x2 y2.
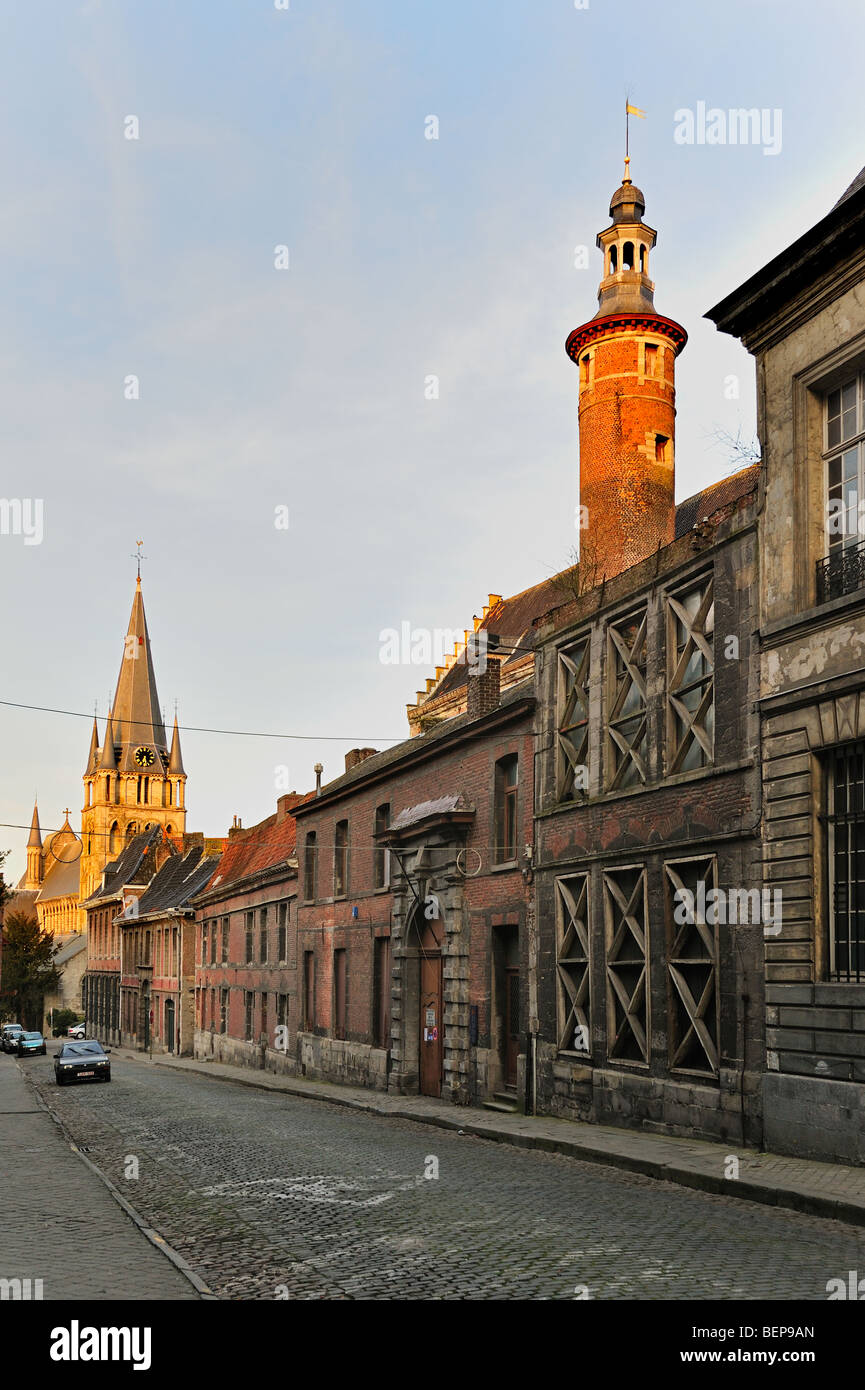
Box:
422 463 759 704
204 812 298 893
82 825 164 904
135 846 220 919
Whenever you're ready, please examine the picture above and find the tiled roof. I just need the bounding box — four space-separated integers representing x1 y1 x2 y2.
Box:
82 825 164 904
52 935 88 965
204 812 298 894
834 165 865 209
674 463 760 537
391 795 474 831
135 847 220 919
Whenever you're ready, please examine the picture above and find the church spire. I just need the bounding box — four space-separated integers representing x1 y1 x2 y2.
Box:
85 717 99 775
98 711 117 770
27 800 42 849
168 714 185 776
110 579 168 773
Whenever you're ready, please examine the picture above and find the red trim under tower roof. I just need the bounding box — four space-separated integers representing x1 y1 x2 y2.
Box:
566 312 688 362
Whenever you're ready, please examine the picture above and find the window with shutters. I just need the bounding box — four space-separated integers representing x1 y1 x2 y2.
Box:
607 610 648 790
557 637 590 801
555 874 591 1055
667 577 714 774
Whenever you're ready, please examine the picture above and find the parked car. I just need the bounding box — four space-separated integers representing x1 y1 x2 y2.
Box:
17 1031 47 1057
54 1040 111 1085
66 1023 86 1039
1 1024 24 1053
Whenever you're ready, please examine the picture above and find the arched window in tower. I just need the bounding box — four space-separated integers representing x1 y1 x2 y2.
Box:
622 241 634 271
166 782 173 807
166 824 173 839
609 244 618 273
126 821 139 843
655 434 670 463
639 244 646 272
105 775 111 800
109 822 119 854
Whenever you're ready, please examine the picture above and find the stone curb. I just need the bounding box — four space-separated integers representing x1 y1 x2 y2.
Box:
115 1049 865 1231
20 1063 215 1299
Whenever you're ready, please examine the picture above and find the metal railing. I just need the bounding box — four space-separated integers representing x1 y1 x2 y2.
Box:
817 537 865 604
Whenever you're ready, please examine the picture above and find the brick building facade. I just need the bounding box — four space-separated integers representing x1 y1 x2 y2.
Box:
192 795 300 1074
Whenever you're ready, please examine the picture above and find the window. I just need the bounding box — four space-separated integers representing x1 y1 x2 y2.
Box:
220 988 228 1034
667 577 714 774
303 951 315 1031
828 743 865 982
202 923 208 965
821 373 865 601
373 936 391 1050
277 993 288 1028
333 949 347 1040
655 433 669 463
334 820 348 898
607 610 648 790
374 805 391 889
664 857 719 1075
557 638 590 800
622 240 634 270
259 908 268 964
604 866 649 1064
277 902 287 962
261 992 268 1044
556 875 591 1055
494 755 519 863
210 920 217 965
244 991 254 1042
644 344 657 377
221 917 229 963
245 912 254 964
303 832 317 902
109 821 119 854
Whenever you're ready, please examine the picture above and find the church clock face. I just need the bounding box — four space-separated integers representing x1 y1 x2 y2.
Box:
134 747 156 767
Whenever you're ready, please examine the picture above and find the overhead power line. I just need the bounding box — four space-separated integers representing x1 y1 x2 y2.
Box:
0 699 403 744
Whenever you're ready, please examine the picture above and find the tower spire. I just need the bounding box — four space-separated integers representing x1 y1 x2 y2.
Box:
27 799 42 849
565 149 687 585
168 714 185 776
111 577 167 772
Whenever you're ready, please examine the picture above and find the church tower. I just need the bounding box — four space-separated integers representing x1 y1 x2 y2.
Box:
566 161 687 584
80 576 187 899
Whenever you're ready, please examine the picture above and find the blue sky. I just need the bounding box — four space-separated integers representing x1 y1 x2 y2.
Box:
2 0 863 880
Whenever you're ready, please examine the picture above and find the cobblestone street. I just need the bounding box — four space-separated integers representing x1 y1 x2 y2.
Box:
16 1053 865 1300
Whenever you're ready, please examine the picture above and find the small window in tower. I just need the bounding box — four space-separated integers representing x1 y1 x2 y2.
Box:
609 244 618 273
655 434 669 463
623 241 634 271
580 354 591 386
639 244 646 272
645 344 658 377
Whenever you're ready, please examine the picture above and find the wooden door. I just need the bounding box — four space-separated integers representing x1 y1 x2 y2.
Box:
419 953 443 1098
165 998 175 1053
505 967 519 1088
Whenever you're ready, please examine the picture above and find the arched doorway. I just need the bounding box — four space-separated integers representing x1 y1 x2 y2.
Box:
416 910 444 1098
164 997 175 1053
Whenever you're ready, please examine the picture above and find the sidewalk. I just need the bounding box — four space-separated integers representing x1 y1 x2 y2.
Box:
115 1046 865 1229
0 1059 202 1299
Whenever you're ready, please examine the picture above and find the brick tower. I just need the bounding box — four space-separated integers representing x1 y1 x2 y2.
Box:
566 161 687 585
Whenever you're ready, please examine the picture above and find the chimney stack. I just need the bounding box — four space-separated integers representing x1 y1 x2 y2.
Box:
466 655 502 720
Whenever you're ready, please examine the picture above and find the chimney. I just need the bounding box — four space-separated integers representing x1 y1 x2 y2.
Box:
228 814 244 837
466 655 502 720
314 763 323 797
276 792 304 821
344 747 379 774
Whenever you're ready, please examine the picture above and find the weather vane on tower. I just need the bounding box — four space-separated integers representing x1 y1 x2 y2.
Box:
131 539 147 584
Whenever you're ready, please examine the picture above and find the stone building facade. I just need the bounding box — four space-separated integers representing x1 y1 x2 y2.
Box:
708 165 865 1165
